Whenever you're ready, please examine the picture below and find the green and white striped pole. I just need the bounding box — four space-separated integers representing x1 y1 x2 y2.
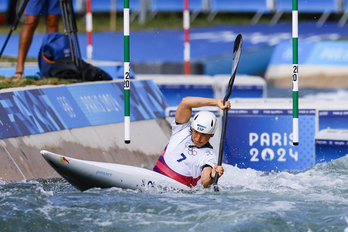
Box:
124 0 130 144
292 0 299 146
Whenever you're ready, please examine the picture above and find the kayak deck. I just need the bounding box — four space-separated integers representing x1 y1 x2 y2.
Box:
40 150 191 192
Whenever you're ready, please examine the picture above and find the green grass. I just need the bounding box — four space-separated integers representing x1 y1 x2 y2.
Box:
0 76 78 89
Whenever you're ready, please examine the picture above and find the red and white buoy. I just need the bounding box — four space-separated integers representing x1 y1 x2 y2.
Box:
183 0 190 75
86 0 93 60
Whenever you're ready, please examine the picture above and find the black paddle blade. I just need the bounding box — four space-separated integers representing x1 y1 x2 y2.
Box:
225 34 243 103
231 34 243 75
213 34 243 192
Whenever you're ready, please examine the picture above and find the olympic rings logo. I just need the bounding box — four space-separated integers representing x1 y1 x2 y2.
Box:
185 142 197 156
57 96 76 118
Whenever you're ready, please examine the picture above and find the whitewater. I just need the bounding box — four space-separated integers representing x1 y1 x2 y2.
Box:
1 88 348 232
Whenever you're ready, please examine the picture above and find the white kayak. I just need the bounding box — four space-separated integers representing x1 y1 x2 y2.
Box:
40 150 191 192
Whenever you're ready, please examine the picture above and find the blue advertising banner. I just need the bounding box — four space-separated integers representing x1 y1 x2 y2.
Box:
158 84 264 107
67 82 125 126
158 84 215 107
223 109 316 171
318 110 348 131
269 40 315 65
0 80 167 140
232 85 264 98
0 89 67 139
42 86 90 128
306 41 348 66
269 40 348 66
131 80 168 119
315 139 348 164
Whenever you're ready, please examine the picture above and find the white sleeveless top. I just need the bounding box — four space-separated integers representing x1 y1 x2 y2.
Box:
162 120 217 179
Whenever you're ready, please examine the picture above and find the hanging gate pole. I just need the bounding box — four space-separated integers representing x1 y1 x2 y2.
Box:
183 0 190 75
292 0 299 146
124 0 131 144
86 0 93 60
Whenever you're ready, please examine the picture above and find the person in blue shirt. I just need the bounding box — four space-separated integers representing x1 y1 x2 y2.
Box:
13 0 61 78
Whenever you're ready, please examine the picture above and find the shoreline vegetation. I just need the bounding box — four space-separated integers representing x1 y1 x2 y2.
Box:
0 12 343 88
0 76 78 90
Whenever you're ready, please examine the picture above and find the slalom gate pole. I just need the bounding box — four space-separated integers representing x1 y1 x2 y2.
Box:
124 0 131 144
86 0 93 60
183 0 190 75
292 0 299 146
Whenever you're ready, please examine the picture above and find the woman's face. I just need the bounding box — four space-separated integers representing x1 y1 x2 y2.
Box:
191 129 214 148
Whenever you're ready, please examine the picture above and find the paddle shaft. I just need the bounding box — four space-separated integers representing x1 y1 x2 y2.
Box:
213 34 243 192
213 78 235 191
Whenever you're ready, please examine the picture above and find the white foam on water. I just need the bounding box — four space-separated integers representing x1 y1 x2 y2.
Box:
219 155 348 203
343 217 348 232
36 186 54 197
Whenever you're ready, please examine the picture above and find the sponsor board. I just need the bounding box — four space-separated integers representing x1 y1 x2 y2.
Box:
0 80 167 139
223 109 315 171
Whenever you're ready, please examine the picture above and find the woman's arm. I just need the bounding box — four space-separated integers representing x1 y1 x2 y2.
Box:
201 165 224 188
175 97 230 124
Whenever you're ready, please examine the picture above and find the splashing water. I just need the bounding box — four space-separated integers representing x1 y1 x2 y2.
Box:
1 88 348 231
1 155 348 231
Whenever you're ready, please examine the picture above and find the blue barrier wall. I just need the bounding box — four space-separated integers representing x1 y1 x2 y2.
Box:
265 40 348 86
315 129 348 164
151 0 204 12
275 0 339 13
0 80 167 139
223 108 316 171
318 110 348 131
268 40 348 66
315 138 348 163
210 0 272 13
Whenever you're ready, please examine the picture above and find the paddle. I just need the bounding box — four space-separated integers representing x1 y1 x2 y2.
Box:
213 34 243 192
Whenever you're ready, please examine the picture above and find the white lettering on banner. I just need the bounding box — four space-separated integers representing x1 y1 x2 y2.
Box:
272 133 281 146
252 110 259 114
289 149 298 161
82 95 105 113
249 133 259 146
319 47 348 61
250 132 292 146
99 94 122 112
250 148 259 161
249 132 298 162
80 94 121 113
331 111 348 116
277 148 286 161
57 96 76 118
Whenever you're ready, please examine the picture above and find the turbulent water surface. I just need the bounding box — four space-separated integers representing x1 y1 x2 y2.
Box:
2 159 348 232
1 88 348 232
